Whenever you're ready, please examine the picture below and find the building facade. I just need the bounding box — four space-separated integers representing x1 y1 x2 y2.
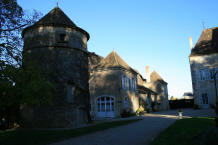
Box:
189 27 218 108
89 51 139 119
89 51 169 119
145 68 169 111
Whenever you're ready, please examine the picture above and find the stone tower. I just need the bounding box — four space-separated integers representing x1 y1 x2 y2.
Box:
21 6 90 128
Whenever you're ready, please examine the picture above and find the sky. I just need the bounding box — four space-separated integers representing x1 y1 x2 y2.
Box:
17 0 218 98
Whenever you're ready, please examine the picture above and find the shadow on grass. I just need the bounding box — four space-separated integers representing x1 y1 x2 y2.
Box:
151 117 216 145
0 119 141 145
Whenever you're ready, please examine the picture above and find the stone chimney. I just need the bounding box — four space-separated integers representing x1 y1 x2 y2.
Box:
146 66 150 82
189 36 194 50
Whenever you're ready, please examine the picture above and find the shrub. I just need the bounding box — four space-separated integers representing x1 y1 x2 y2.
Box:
121 109 131 118
146 108 150 113
151 102 156 112
193 104 200 110
136 107 144 116
210 104 216 109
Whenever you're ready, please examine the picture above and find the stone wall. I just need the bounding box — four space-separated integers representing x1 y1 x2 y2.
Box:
190 53 218 107
21 26 90 128
89 69 138 119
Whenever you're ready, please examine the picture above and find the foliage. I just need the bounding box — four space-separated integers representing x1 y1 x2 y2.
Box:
0 119 141 145
0 61 54 129
193 104 200 110
210 104 216 109
0 0 42 66
0 0 53 129
120 109 132 118
151 101 156 112
146 108 150 113
136 107 144 116
151 117 215 145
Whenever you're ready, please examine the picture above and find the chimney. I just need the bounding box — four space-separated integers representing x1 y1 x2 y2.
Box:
189 36 194 50
146 66 150 82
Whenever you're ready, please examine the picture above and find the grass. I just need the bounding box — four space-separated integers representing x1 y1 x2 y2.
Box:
0 119 141 145
151 117 216 145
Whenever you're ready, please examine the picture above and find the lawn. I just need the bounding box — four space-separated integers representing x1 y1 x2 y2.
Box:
151 117 217 145
0 119 141 145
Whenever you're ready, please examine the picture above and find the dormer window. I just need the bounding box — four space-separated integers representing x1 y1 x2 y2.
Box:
59 33 66 42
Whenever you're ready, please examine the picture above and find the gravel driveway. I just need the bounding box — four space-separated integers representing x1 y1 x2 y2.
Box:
51 109 216 145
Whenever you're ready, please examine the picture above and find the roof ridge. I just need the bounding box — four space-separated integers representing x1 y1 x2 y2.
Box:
112 50 120 66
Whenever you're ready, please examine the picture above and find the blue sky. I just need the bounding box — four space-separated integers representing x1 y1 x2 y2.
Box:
18 0 218 98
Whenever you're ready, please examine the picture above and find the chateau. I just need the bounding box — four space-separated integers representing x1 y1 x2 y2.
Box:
189 27 218 108
21 7 169 127
89 51 169 119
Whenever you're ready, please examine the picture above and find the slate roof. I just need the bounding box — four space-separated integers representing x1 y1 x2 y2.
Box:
93 51 137 73
22 6 89 39
137 85 157 95
150 71 167 84
190 27 218 56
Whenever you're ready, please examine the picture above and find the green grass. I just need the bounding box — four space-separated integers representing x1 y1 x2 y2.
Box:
0 119 141 145
151 117 216 145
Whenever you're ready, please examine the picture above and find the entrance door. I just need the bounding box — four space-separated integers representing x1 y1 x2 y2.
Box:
97 96 115 118
201 93 209 108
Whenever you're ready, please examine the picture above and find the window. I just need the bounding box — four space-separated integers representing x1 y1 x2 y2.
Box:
215 67 218 79
201 93 208 104
59 33 66 42
122 76 137 90
126 77 129 88
97 96 114 112
122 75 126 89
210 69 215 79
198 69 210 81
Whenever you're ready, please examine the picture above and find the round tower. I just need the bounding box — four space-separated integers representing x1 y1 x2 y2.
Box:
21 7 90 128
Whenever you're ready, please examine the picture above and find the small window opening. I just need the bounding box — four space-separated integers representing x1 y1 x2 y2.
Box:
59 33 66 42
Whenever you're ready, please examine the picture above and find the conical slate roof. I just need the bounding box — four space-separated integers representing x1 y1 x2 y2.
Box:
22 6 89 39
190 27 218 56
34 6 77 27
94 51 136 73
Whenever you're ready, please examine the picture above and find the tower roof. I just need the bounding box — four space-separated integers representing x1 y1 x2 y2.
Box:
22 7 89 39
93 51 137 73
190 27 218 56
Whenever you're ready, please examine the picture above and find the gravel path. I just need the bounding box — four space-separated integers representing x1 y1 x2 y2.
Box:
51 109 216 145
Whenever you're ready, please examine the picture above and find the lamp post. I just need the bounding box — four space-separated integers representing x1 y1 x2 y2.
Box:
213 70 218 127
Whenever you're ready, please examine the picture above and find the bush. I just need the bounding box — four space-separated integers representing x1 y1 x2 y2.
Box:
193 104 200 110
146 108 150 113
151 102 156 112
210 104 216 109
121 109 131 118
136 107 144 116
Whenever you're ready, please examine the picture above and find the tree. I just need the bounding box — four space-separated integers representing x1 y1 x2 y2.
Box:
0 0 54 129
0 0 41 66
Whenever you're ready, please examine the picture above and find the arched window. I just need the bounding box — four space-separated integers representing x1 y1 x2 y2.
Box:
97 96 114 112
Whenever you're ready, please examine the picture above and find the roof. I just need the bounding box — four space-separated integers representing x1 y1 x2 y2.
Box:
88 52 104 69
190 27 218 56
93 51 137 73
150 71 167 84
22 6 89 39
137 85 157 95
